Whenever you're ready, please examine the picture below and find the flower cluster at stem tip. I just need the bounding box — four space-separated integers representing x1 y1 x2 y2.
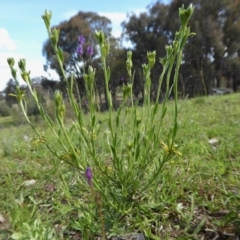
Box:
76 35 94 57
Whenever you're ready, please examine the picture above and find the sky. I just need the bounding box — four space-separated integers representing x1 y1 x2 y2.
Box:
0 0 169 91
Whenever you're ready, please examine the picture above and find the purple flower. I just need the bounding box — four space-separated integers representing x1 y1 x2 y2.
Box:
120 77 126 85
85 167 93 185
78 35 85 45
77 45 83 55
87 46 94 56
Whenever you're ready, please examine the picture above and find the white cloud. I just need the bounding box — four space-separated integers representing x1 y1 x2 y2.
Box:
111 29 122 39
0 29 58 90
62 9 145 39
63 10 78 20
0 28 17 51
98 12 126 25
98 9 145 38
98 12 126 38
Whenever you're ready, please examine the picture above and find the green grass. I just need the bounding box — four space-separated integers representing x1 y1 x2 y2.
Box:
0 94 240 239
0 116 14 125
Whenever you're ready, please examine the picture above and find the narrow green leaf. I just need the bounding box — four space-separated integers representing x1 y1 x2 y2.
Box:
92 114 95 127
162 106 167 119
58 47 64 63
153 103 158 116
108 117 112 132
116 113 119 128
110 145 116 157
107 66 111 82
173 122 178 137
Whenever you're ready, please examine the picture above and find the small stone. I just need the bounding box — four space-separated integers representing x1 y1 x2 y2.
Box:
22 179 36 186
0 214 5 223
111 233 145 240
0 214 10 231
208 138 219 145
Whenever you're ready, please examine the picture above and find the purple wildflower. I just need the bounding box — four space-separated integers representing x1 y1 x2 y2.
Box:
78 35 85 45
77 45 83 55
85 167 93 186
87 46 94 56
120 77 126 85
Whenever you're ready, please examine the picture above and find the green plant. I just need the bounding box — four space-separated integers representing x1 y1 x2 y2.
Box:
7 4 194 238
11 219 57 240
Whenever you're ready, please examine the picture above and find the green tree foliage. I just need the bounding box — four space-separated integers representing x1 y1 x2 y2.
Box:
183 0 240 94
43 11 112 78
42 11 113 101
42 1 240 99
122 2 171 100
42 11 127 109
122 0 240 96
4 79 17 107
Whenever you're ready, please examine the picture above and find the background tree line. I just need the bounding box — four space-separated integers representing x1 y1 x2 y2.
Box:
2 0 240 115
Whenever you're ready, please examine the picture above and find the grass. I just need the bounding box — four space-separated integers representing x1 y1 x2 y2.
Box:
0 93 240 239
0 116 14 127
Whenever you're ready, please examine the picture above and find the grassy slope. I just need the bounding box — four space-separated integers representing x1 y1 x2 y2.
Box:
0 94 239 239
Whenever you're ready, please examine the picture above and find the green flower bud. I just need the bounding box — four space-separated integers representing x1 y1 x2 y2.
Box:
165 45 173 58
95 31 105 45
88 65 96 79
127 51 132 58
42 10 52 31
21 71 31 83
7 58 18 80
18 59 26 72
173 40 178 51
83 73 89 82
126 141 133 151
7 58 15 67
54 90 62 108
50 28 60 46
126 51 133 77
142 64 149 77
179 4 194 26
175 31 180 40
136 116 141 126
54 90 65 119
147 51 156 69
159 56 167 66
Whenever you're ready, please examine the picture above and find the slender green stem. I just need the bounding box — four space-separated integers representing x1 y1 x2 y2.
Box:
101 56 112 111
59 119 84 170
156 63 168 103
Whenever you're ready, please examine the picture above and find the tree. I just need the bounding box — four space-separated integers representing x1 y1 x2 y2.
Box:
166 0 240 94
122 0 240 96
43 11 112 79
122 2 171 100
4 79 17 107
42 11 129 109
